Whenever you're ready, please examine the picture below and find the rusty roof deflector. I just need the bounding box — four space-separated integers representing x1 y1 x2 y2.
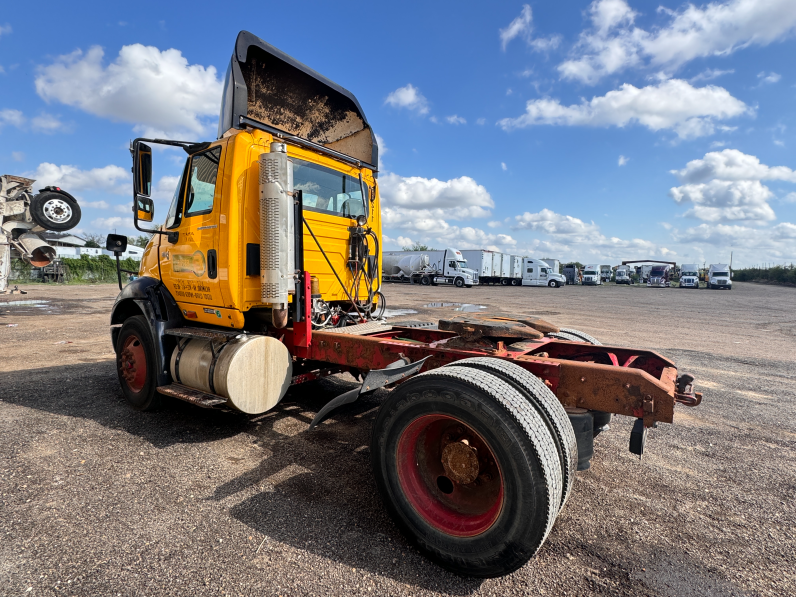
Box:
218 31 378 169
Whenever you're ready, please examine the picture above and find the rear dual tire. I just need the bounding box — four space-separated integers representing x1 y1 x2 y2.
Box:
372 361 573 577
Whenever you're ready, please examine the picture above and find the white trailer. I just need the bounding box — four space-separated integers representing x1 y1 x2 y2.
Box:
541 259 560 274
499 254 512 284
507 255 523 286
679 263 700 289
460 250 500 285
708 263 732 290
521 258 566 288
582 265 601 285
489 252 503 285
382 248 478 287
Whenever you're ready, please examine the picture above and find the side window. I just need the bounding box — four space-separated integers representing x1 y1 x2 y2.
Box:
185 147 221 217
527 267 533 273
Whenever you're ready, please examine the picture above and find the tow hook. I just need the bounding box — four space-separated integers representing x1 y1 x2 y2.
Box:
675 373 703 407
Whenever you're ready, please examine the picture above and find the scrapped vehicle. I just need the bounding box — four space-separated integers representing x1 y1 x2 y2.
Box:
708 264 732 290
679 263 699 289
599 264 612 283
0 175 81 293
562 263 579 285
582 265 601 285
648 265 671 287
106 31 703 578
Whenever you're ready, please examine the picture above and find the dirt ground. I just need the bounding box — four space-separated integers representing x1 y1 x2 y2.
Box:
1 281 794 596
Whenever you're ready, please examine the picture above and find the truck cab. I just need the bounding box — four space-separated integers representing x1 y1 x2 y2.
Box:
582 265 601 285
521 258 565 287
708 264 732 290
647 265 671 287
615 266 632 284
679 264 699 289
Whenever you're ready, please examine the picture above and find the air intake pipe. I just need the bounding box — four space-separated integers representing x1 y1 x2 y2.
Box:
16 233 56 267
258 142 295 328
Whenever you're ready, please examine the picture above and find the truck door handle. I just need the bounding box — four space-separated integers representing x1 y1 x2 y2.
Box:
207 249 217 279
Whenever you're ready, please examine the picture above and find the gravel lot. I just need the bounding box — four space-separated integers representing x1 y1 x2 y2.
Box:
1 281 794 596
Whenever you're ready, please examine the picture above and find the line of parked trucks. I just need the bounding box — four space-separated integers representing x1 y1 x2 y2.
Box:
382 249 733 290
382 249 566 288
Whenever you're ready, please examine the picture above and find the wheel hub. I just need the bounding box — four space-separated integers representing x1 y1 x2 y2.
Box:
43 198 72 223
119 335 147 393
441 439 479 484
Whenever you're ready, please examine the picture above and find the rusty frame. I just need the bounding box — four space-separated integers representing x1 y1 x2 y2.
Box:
285 324 681 427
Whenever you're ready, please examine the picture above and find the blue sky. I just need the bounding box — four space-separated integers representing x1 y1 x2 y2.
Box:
1 0 795 267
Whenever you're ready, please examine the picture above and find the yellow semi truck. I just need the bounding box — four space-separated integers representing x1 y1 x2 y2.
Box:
107 31 702 577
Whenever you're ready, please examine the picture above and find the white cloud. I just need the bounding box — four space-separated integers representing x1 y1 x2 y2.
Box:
11 151 24 161
30 113 67 134
500 5 533 50
710 141 727 148
500 5 562 53
0 108 24 129
618 155 629 166
671 149 796 184
782 192 796 203
488 221 502 228
757 71 781 84
498 79 750 139
0 24 11 38
27 163 130 198
384 84 429 115
690 68 734 83
672 222 796 261
35 44 223 138
476 118 486 125
152 175 180 201
501 162 508 171
446 115 466 125
669 179 776 222
511 208 675 261
379 172 516 251
669 149 796 223
559 0 796 84
375 133 387 170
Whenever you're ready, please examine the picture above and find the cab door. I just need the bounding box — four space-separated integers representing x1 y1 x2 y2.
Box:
159 145 233 326
539 267 548 286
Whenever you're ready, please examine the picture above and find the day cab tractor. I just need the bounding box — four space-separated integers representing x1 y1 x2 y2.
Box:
107 31 703 578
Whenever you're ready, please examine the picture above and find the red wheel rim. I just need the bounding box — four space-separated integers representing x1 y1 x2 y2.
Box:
119 334 147 393
396 414 504 537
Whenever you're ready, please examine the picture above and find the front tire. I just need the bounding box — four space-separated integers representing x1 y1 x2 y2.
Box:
548 280 559 288
454 277 465 288
30 192 81 231
371 366 561 577
116 315 161 411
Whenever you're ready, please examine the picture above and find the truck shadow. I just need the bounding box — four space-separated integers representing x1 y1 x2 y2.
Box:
0 361 484 593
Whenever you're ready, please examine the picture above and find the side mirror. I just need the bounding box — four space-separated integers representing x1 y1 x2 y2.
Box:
105 234 128 255
136 196 154 222
134 142 152 197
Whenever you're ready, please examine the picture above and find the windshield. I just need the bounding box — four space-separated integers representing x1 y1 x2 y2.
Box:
584 270 597 275
682 271 698 277
651 269 666 275
713 272 729 277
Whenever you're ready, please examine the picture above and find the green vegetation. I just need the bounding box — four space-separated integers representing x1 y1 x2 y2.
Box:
10 254 141 285
732 265 796 286
402 242 434 251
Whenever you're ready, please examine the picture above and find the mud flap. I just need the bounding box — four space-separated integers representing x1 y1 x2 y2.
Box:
309 356 431 429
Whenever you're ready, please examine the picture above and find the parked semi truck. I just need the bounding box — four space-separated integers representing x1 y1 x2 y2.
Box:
562 263 579 285
648 265 672 287
382 248 477 287
522 258 565 287
615 265 632 284
708 264 732 289
106 31 702 579
582 265 601 285
599 264 612 283
679 263 699 289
